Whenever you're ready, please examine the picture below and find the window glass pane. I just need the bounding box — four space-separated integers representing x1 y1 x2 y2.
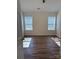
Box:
25 25 32 30
48 25 53 28
48 17 55 24
48 16 56 30
48 26 55 30
25 16 32 24
25 25 32 28
24 16 33 30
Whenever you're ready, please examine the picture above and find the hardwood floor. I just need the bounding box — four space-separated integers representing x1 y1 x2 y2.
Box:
23 37 60 59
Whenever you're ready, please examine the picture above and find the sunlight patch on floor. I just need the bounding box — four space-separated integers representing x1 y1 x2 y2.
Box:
51 37 60 47
23 38 32 48
56 42 60 46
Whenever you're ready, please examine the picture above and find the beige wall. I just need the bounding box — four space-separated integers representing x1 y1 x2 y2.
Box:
56 11 61 38
24 12 57 35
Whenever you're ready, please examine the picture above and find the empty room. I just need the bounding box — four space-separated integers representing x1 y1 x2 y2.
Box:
17 0 61 59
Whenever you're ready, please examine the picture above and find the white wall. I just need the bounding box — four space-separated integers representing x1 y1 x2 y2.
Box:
56 11 61 38
24 12 57 36
17 0 24 59
17 0 22 39
17 12 22 38
21 12 24 37
17 0 24 39
17 39 24 59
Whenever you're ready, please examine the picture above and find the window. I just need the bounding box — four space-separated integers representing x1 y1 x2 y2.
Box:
48 16 56 30
24 16 33 30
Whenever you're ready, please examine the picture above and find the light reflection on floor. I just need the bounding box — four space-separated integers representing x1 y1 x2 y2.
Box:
23 38 32 48
51 37 60 47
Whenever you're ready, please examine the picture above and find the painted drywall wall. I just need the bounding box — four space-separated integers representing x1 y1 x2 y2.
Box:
17 12 24 59
17 0 24 39
17 0 24 59
24 12 57 35
17 0 22 39
21 12 24 37
17 39 24 59
56 11 61 38
17 12 22 38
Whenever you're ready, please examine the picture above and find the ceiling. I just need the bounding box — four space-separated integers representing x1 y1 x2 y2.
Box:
19 0 61 12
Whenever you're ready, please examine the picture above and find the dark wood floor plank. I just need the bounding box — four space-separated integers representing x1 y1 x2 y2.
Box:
23 37 60 59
